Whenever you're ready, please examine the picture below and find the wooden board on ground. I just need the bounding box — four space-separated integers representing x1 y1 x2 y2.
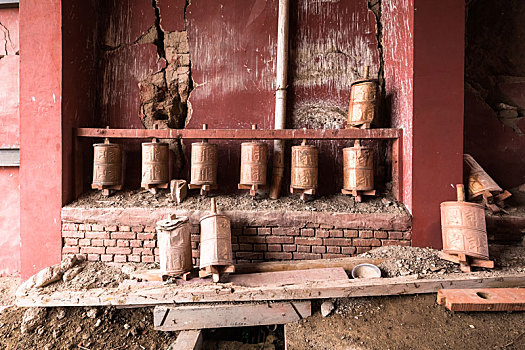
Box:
437 288 525 312
154 301 311 331
15 272 525 307
234 257 386 274
222 267 349 287
167 330 203 350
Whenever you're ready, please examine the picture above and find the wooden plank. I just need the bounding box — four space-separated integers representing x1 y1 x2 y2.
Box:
437 288 525 312
235 257 386 274
154 301 311 331
167 330 203 350
438 252 495 269
222 267 349 287
391 136 402 202
0 148 20 166
15 273 525 307
75 128 402 140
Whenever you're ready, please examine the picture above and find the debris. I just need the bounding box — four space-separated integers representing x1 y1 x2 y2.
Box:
62 265 84 283
86 308 98 319
170 179 188 204
20 307 46 334
321 301 335 317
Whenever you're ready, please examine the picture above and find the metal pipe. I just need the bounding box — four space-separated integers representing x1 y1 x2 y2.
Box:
269 0 290 199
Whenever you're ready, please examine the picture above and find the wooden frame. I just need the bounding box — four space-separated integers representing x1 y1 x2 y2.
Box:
75 127 403 202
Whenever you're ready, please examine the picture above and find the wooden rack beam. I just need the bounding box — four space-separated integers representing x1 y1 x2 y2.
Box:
75 128 401 140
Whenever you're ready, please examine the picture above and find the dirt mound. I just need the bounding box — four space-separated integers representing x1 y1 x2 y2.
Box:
0 306 177 350
68 190 406 215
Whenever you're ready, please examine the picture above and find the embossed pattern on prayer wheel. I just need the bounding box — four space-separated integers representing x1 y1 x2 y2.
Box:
347 80 379 128
291 144 318 190
343 143 374 191
190 142 218 186
141 141 169 186
199 213 233 268
156 214 192 276
92 142 122 187
239 142 268 186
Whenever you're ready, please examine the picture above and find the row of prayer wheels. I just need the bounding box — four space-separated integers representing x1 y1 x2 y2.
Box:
92 137 375 201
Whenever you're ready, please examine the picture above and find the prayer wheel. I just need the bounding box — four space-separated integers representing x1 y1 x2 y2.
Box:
239 142 268 186
141 139 169 188
440 184 489 260
343 140 374 191
92 139 122 189
199 199 233 270
347 66 379 129
464 154 502 200
156 214 192 276
290 142 318 192
190 141 218 187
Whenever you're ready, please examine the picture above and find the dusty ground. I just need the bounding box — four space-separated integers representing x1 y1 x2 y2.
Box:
0 305 177 350
286 294 525 350
68 190 406 215
0 277 20 306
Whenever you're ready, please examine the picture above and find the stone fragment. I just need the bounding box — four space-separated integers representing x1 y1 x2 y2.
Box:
321 301 335 317
21 308 47 334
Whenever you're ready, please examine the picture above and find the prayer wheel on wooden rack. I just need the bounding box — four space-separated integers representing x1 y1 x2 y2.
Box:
440 184 489 260
238 132 268 196
92 138 122 195
156 214 192 277
190 141 218 188
199 198 234 282
342 140 374 193
346 66 379 129
290 140 318 199
141 138 169 192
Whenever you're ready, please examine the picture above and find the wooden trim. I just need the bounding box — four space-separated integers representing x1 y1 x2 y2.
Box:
16 273 525 307
76 128 402 140
0 148 20 166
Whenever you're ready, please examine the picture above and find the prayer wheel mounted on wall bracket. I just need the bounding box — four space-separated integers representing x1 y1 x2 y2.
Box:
141 138 170 194
189 124 218 196
290 139 318 201
156 214 192 278
342 140 375 202
199 198 235 283
440 184 489 260
92 138 123 196
346 66 379 129
238 126 268 197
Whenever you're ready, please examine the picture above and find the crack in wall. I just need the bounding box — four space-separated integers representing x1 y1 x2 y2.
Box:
136 0 195 175
0 21 14 57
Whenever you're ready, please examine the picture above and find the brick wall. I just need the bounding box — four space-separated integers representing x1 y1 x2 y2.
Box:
62 220 411 264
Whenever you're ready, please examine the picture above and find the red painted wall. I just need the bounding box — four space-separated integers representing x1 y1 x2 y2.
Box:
0 7 20 276
411 0 464 248
19 0 63 279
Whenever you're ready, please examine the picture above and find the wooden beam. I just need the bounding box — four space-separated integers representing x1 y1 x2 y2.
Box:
15 273 525 307
222 267 348 286
437 288 525 312
154 301 311 331
167 330 203 350
234 257 386 274
75 128 402 140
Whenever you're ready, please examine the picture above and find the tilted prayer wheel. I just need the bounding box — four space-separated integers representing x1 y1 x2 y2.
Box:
190 141 218 187
92 139 122 190
290 141 318 192
440 184 489 260
347 66 379 129
239 142 268 187
342 140 374 192
156 214 192 276
141 139 169 188
199 198 234 270
464 154 503 200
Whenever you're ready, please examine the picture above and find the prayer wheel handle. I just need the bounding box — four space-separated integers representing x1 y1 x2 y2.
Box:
210 197 217 213
456 184 465 202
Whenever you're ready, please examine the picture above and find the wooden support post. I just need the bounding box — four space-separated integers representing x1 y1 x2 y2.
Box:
167 330 203 350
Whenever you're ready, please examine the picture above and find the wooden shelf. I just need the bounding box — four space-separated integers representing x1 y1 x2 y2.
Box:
75 127 402 140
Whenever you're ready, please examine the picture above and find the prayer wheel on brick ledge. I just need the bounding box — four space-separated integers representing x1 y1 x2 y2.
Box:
440 184 489 260
92 138 122 195
290 140 318 200
156 214 192 277
342 140 375 202
238 138 268 197
141 138 169 192
346 66 379 129
199 198 234 282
